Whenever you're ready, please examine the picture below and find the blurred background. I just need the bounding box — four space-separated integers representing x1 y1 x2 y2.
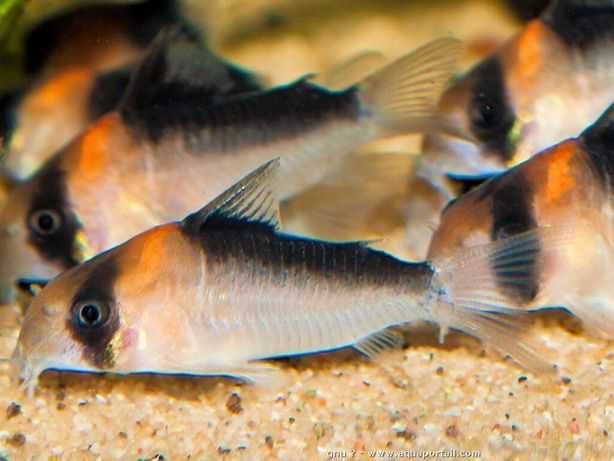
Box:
0 0 550 93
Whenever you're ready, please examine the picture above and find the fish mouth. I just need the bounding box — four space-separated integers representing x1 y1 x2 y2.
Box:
16 278 49 297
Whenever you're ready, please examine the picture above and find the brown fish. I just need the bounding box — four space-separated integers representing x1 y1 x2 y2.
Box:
11 158 552 394
428 103 614 339
394 0 614 258
0 34 461 302
0 0 217 180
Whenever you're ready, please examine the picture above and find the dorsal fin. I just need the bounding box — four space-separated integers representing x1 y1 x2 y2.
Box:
542 0 614 50
182 159 281 235
88 66 133 120
579 103 614 181
119 26 262 140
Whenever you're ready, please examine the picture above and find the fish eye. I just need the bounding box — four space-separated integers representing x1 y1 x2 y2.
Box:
29 209 63 236
74 300 109 328
470 94 503 133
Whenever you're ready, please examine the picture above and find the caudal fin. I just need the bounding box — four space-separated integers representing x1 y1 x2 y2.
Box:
432 228 562 373
357 37 462 135
316 50 387 90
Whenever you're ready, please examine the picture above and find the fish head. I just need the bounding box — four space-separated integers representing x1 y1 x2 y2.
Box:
2 69 95 180
13 222 197 391
427 127 602 263
0 139 102 304
0 111 143 303
426 19 576 181
427 181 495 263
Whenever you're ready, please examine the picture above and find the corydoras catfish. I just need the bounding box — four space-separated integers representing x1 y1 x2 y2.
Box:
11 159 552 394
396 0 614 258
428 103 614 339
0 34 461 302
424 0 614 182
0 1 213 180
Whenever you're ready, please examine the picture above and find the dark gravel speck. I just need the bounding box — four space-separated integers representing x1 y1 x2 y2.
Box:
436 366 444 375
445 425 459 438
226 393 243 414
518 376 528 383
397 429 417 441
8 432 26 447
561 376 572 385
6 402 21 419
217 446 231 455
265 435 274 449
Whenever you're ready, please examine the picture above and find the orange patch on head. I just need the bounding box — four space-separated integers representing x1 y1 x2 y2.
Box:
32 69 93 108
543 141 577 205
514 21 546 83
73 114 119 182
135 225 176 275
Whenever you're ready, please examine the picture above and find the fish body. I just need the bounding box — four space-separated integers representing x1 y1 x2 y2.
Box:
23 0 184 78
425 0 614 180
391 0 614 258
302 1 614 260
428 103 614 338
0 0 204 180
1 67 130 180
0 36 461 302
13 159 550 393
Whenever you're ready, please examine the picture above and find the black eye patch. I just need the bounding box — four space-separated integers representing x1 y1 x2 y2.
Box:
67 255 120 369
466 56 517 162
26 158 82 269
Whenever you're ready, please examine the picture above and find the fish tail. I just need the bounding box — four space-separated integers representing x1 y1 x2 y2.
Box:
431 227 561 374
357 37 461 136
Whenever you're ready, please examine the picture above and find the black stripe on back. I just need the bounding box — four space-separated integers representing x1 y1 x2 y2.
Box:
489 173 539 303
186 217 432 292
542 0 614 51
67 254 120 369
123 78 361 148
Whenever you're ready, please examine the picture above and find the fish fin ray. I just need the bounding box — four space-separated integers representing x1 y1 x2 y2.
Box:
354 327 405 359
317 50 387 90
358 37 461 135
227 362 288 388
120 26 262 129
182 159 281 233
445 308 556 374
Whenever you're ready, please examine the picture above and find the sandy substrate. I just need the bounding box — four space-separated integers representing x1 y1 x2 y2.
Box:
1 1 613 460
1 313 613 460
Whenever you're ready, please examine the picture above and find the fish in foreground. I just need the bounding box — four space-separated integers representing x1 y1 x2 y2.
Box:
428 103 614 339
0 0 224 180
11 158 553 394
0 33 461 302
